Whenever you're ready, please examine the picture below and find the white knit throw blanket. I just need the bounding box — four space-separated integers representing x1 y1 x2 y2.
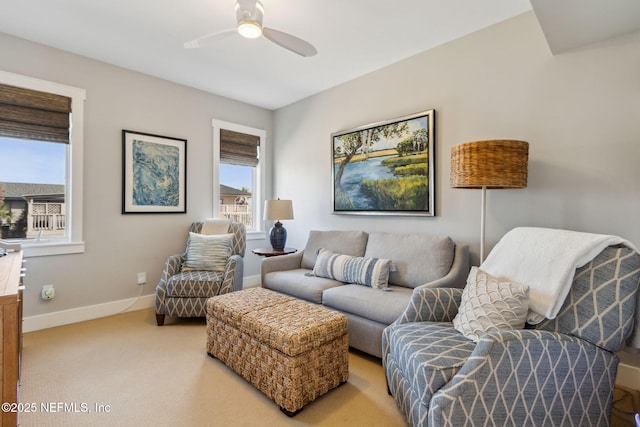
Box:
480 228 639 349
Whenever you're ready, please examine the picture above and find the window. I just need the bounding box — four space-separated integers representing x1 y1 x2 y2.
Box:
212 120 266 236
0 71 85 256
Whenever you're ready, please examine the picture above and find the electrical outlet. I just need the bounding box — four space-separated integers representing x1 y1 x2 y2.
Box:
137 272 147 285
41 285 55 300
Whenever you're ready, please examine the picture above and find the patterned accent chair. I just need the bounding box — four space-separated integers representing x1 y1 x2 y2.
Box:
382 245 640 426
155 221 246 326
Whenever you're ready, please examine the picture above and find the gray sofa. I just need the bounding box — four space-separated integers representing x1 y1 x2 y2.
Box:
261 230 469 357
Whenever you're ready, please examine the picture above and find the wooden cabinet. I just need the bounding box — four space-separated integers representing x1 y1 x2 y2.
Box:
0 251 23 427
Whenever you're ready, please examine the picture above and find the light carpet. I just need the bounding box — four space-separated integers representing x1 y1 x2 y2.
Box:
20 308 406 427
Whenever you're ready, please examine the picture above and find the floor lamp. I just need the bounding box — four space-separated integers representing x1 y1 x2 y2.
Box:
450 140 529 263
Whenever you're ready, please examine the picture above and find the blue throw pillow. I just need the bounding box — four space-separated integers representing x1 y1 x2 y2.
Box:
182 232 233 272
312 248 391 288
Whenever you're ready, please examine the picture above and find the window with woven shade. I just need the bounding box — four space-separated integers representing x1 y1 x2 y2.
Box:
213 120 266 234
0 71 85 256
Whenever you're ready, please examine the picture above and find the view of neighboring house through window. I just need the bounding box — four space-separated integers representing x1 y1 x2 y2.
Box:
219 165 253 227
0 138 66 240
0 76 84 254
213 120 266 233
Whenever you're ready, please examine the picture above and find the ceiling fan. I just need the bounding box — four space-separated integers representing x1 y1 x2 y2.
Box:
184 0 317 57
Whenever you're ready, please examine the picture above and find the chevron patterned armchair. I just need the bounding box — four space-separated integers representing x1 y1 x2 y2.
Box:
382 244 640 426
155 221 246 326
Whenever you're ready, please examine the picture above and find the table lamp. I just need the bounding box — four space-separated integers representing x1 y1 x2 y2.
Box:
264 199 294 251
450 140 529 263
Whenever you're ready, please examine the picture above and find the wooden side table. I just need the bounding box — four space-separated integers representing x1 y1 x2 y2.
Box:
252 247 297 257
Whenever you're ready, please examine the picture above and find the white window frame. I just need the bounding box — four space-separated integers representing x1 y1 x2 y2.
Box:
0 71 86 257
211 119 266 240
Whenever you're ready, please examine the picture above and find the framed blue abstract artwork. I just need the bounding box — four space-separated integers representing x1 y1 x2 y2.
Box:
122 130 187 214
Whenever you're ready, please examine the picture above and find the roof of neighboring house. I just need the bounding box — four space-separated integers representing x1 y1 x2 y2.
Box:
220 184 250 197
1 182 246 199
1 182 65 199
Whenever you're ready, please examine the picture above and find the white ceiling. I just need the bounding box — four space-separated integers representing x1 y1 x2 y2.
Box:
530 0 640 54
0 1 637 110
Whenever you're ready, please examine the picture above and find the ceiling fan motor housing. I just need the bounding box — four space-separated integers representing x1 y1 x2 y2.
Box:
236 0 264 38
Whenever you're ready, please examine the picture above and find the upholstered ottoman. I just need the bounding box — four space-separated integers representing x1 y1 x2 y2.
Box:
205 287 349 415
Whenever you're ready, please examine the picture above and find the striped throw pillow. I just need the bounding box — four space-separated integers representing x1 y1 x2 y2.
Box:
312 248 391 288
182 232 233 272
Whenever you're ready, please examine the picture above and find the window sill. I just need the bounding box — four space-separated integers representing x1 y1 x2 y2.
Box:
246 231 266 241
23 241 85 257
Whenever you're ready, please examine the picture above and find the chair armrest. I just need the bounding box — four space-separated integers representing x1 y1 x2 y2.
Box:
157 253 185 289
260 251 304 285
155 253 184 316
394 287 464 325
429 330 617 426
222 254 244 293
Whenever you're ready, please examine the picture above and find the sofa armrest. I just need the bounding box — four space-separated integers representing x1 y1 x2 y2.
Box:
415 244 469 290
260 251 304 285
395 287 464 325
429 330 617 426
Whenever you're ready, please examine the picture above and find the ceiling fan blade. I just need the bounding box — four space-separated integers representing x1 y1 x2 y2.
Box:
184 28 236 49
262 27 317 57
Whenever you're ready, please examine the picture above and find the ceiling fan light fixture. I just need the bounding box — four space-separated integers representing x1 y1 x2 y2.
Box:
236 0 264 39
238 21 262 39
186 0 316 57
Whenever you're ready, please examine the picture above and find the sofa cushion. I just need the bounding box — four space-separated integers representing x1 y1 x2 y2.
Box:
385 322 476 406
322 284 413 325
364 232 455 288
182 232 233 272
312 248 391 288
301 230 369 269
453 267 529 343
263 268 344 304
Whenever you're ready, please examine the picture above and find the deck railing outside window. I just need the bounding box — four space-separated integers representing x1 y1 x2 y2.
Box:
219 204 252 229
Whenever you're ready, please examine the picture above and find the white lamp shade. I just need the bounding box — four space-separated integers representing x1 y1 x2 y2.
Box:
264 199 294 221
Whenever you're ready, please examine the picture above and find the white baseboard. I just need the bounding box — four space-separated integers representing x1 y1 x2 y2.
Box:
23 274 262 333
243 274 261 288
23 294 155 333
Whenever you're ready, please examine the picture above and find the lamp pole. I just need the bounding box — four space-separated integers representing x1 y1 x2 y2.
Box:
480 185 487 264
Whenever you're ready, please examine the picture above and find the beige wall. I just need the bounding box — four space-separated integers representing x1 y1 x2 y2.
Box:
273 12 640 265
2 10 639 328
0 32 273 318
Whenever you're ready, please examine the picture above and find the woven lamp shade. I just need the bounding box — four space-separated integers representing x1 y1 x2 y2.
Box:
450 140 529 189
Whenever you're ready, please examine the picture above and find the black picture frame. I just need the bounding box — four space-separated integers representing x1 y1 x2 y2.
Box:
122 130 187 214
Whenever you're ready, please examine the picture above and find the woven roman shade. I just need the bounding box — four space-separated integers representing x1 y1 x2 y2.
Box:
0 83 71 144
450 140 529 189
220 128 260 167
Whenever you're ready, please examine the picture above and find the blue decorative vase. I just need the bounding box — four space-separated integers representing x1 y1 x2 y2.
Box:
269 221 287 251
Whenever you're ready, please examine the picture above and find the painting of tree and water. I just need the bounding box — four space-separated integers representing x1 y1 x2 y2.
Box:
332 110 435 216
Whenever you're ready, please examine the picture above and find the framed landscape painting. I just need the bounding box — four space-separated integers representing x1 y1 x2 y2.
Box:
122 130 187 214
332 109 435 216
